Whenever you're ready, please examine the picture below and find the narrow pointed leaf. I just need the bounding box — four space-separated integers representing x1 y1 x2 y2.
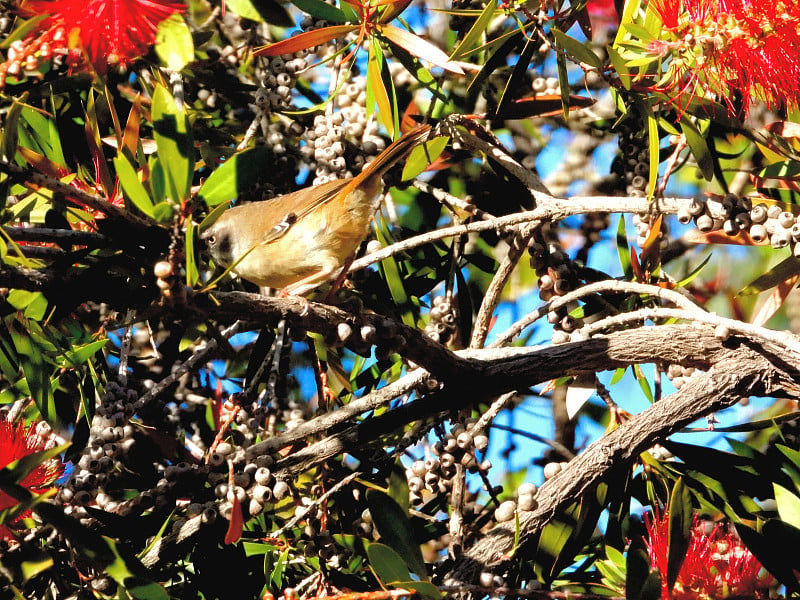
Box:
367 40 395 135
253 25 358 57
666 478 692 590
775 483 800 530
401 135 448 180
155 13 194 71
366 490 427 580
290 0 348 22
378 24 464 73
152 84 193 203
552 27 603 69
450 0 499 59
114 154 155 218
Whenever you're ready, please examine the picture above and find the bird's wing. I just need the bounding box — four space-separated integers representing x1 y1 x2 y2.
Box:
258 178 351 245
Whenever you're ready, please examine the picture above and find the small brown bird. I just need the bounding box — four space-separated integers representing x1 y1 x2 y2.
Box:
201 124 432 296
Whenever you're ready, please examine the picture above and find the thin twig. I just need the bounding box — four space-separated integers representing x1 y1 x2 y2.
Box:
350 195 704 276
471 233 532 349
490 279 705 348
135 321 244 409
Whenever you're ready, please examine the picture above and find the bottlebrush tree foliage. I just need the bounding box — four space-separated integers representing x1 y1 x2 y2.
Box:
3 0 800 599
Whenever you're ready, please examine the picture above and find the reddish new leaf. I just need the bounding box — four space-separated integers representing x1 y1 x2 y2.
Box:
495 94 595 119
752 275 800 327
253 25 358 57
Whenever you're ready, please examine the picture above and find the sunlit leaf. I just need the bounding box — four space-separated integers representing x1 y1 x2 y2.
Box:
152 84 193 204
565 373 595 420
647 112 658 200
450 0 499 59
225 0 293 25
290 0 348 22
680 117 714 181
552 27 603 69
741 256 800 295
377 24 464 74
775 484 800 530
253 25 358 57
366 542 412 585
402 135 448 180
367 39 395 135
114 154 155 219
155 14 194 71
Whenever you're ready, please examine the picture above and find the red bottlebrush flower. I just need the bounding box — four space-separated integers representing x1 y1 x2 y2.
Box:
644 511 776 599
18 0 184 73
645 0 800 116
0 414 64 539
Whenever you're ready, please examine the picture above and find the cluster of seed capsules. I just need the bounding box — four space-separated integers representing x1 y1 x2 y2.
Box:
58 383 135 509
425 295 458 345
405 420 491 505
677 194 800 254
528 240 586 343
257 49 309 113
613 126 650 197
300 80 385 185
664 363 698 390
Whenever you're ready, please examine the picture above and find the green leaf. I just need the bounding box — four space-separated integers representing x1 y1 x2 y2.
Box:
402 136 448 181
366 490 427 580
736 522 800 593
632 364 653 402
607 45 630 90
152 84 193 204
666 478 692 591
59 339 108 368
100 537 168 600
552 27 603 69
20 553 53 583
113 154 155 218
392 581 442 600
374 213 413 326
366 542 412 584
621 23 655 43
367 39 395 136
675 253 711 288
626 541 656 600
555 44 570 120
740 256 800 295
225 0 293 25
197 146 276 208
155 13 194 71
7 290 48 321
388 464 411 513
185 217 200 287
646 112 659 200
616 215 632 279
775 483 800 529
290 0 348 23
680 117 713 181
3 95 25 164
10 320 54 421
450 0 499 59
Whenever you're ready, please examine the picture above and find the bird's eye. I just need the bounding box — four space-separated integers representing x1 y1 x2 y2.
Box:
206 234 217 247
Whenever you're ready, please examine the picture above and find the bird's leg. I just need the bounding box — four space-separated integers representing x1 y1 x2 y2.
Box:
279 260 339 298
322 256 356 303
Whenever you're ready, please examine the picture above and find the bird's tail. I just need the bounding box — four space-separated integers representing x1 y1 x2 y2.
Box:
345 124 433 194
